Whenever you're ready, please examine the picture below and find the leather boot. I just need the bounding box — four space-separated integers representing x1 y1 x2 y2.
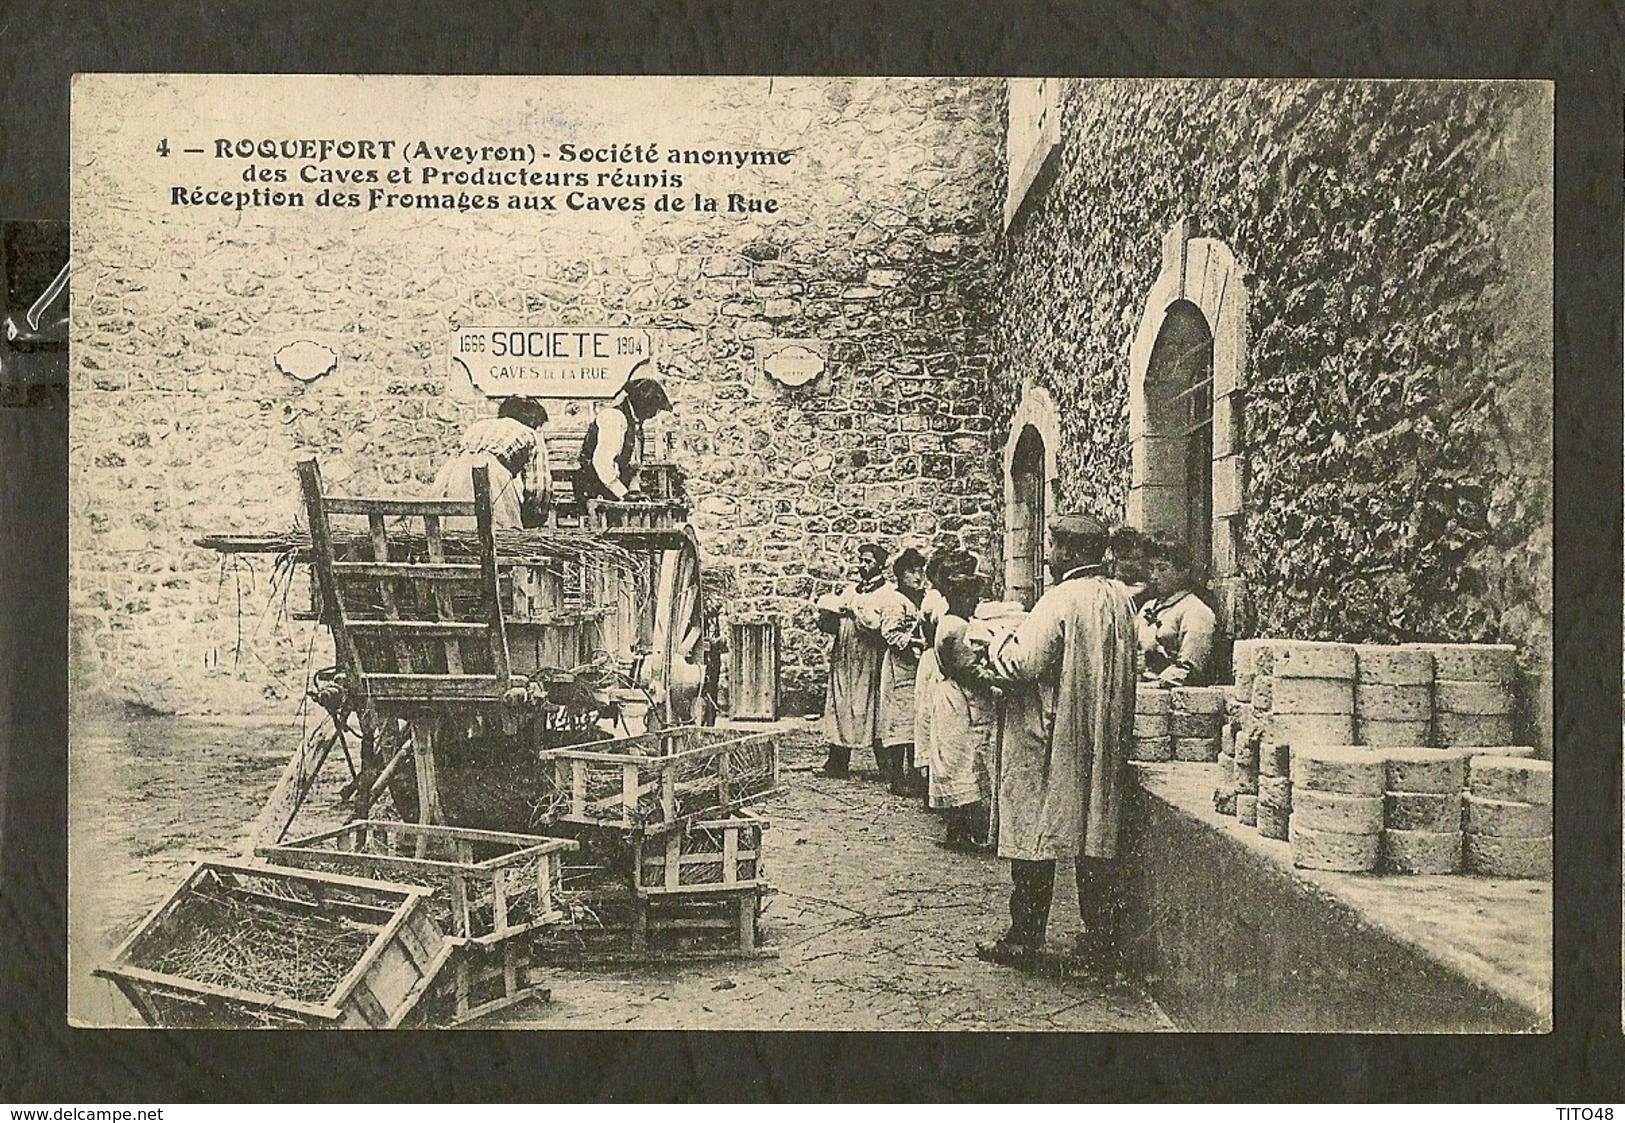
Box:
819 746 851 778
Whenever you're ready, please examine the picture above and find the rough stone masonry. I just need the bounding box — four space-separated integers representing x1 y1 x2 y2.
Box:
69 77 1009 715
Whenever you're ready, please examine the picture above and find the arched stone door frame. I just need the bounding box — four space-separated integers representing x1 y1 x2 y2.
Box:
1127 218 1251 630
1003 384 1062 608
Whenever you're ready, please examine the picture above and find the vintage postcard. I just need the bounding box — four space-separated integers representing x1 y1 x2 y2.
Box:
67 74 1552 1031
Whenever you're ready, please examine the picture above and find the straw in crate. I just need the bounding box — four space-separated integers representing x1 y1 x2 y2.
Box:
258 821 578 944
93 860 451 1029
535 725 782 831
635 811 769 895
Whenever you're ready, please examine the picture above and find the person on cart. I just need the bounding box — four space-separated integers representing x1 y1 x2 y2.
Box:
433 396 552 529
577 374 674 502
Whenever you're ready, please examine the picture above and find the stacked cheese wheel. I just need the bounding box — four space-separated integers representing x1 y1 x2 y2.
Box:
1381 748 1468 873
1212 690 1241 816
1255 740 1293 840
1464 755 1552 878
1170 686 1226 762
1131 686 1172 762
1405 643 1519 748
1354 646 1435 747
1232 727 1261 825
1255 641 1357 748
1232 639 1261 704
1288 745 1385 871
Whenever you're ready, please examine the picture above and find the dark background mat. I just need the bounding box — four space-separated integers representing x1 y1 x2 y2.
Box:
1 0 1620 1101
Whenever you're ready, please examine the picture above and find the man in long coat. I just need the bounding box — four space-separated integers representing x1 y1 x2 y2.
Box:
816 542 889 778
980 514 1137 972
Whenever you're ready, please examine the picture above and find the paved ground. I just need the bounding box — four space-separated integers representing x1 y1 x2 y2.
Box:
70 711 1170 1032
503 722 1170 1031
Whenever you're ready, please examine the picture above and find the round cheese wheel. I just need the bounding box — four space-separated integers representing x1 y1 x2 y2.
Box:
1384 748 1469 794
1464 832 1551 879
1267 641 1358 680
1130 736 1172 763
1135 687 1171 715
1172 712 1224 738
1468 756 1551 805
1354 683 1433 722
1465 795 1551 838
1435 712 1516 748
1404 643 1517 683
1289 822 1380 871
1354 645 1434 686
1291 789 1384 834
1235 770 1259 795
1464 745 1537 760
1171 686 1227 715
1355 718 1435 748
1212 787 1238 816
1251 676 1273 712
1381 829 1462 874
1233 639 1261 680
1258 740 1293 778
1134 711 1170 737
1267 712 1357 745
1255 799 1291 840
1236 794 1258 826
1257 775 1293 809
1268 677 1356 715
1290 745 1386 796
1173 735 1220 763
1233 730 1261 772
1384 791 1463 833
1435 679 1516 716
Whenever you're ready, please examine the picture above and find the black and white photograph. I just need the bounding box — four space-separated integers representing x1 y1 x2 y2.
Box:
66 74 1553 1033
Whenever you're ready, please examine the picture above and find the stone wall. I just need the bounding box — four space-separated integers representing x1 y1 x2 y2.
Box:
70 76 1008 716
991 79 1553 749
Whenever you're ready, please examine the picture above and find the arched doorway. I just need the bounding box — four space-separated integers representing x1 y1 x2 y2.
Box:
1127 220 1251 633
1008 425 1048 609
1144 300 1214 580
1003 385 1061 611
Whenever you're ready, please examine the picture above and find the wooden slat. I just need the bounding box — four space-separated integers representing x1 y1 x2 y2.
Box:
361 673 506 700
97 964 340 1022
347 620 489 636
422 514 466 676
332 562 483 579
367 512 418 674
324 497 477 516
411 719 441 832
297 458 363 689
471 465 512 683
348 980 392 1027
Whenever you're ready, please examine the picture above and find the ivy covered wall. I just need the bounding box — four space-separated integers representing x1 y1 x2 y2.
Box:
993 80 1552 743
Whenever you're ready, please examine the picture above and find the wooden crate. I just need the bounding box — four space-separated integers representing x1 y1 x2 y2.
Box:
92 860 450 1029
258 821 578 945
636 811 768 896
535 725 782 831
411 937 550 1027
535 880 775 963
729 619 781 721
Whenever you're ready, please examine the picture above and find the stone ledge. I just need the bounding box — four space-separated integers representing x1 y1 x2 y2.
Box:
1120 762 1551 1032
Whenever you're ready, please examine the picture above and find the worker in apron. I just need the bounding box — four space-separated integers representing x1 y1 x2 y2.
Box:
577 375 673 502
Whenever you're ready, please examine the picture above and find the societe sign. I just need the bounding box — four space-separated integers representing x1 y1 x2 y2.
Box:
452 326 651 399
